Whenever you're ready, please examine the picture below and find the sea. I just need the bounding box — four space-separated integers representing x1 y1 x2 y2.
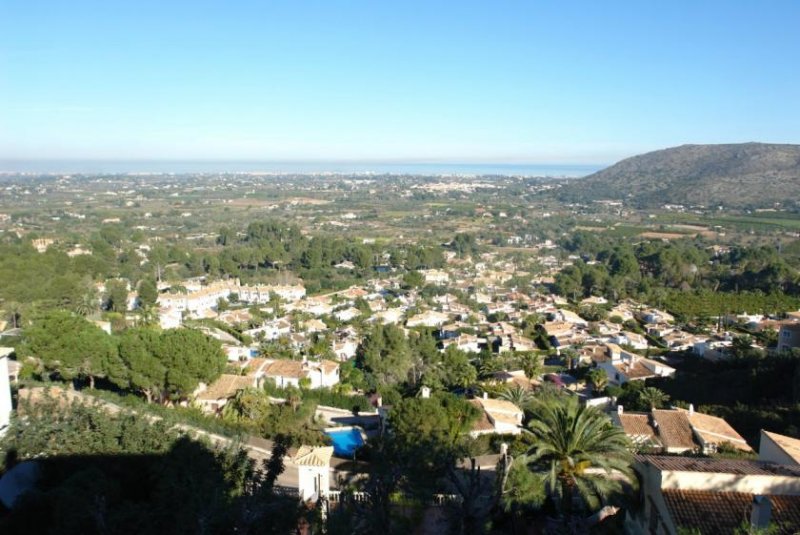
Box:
0 160 601 178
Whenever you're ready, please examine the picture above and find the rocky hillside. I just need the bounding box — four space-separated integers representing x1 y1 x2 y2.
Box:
560 143 800 208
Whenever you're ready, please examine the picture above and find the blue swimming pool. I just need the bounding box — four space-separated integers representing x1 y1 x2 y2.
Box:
325 428 365 457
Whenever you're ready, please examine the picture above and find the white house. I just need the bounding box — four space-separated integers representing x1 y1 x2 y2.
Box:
693 338 733 360
300 300 334 317
468 394 524 437
263 359 340 389
292 445 334 501
301 319 328 333
245 319 292 341
420 269 450 285
332 339 358 361
610 331 649 350
598 345 675 385
637 308 675 325
194 374 258 413
406 310 450 328
222 344 252 362
334 307 361 322
442 333 482 353
268 283 307 303
373 308 405 325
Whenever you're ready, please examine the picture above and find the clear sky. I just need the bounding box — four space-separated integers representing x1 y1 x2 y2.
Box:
1 1 799 165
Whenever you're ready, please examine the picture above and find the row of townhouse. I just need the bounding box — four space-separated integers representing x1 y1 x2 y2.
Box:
156 279 306 316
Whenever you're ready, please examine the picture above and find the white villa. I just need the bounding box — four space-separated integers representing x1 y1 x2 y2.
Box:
598 344 675 385
263 359 340 389
468 394 524 437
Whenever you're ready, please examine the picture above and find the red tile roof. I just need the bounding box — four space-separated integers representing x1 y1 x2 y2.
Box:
651 410 696 451
662 490 800 535
637 455 800 477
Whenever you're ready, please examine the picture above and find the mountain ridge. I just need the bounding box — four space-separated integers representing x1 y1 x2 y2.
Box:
560 143 800 208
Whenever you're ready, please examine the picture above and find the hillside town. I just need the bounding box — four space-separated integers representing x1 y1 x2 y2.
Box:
3 178 800 533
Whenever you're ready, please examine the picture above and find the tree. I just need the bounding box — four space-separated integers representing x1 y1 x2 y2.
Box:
498 461 546 533
586 368 609 395
1 390 300 534
499 384 535 407
451 233 480 257
4 301 23 329
520 353 542 380
118 328 167 403
440 345 478 390
357 324 413 388
402 270 424 289
138 277 159 308
386 393 480 501
104 279 129 313
410 329 441 386
638 386 670 409
73 290 99 317
154 328 226 401
22 310 126 389
523 396 634 519
222 387 274 423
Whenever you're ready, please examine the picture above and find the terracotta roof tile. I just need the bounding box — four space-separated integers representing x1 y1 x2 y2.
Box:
292 445 334 467
652 410 696 450
637 455 800 477
197 374 255 401
476 397 523 415
617 413 658 440
681 409 752 451
264 359 306 379
245 358 270 376
613 360 657 380
662 490 800 535
468 399 495 431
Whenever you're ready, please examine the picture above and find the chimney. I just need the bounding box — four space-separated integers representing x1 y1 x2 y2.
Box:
751 496 772 530
617 405 624 415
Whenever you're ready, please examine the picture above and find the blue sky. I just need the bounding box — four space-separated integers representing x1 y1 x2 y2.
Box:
1 1 799 165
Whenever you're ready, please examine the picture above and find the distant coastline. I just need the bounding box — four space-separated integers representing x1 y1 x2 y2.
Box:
0 160 601 177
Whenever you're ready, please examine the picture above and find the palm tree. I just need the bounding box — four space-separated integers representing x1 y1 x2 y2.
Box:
586 368 608 395
520 353 542 380
73 291 99 317
523 396 634 520
637 387 670 409
500 383 535 407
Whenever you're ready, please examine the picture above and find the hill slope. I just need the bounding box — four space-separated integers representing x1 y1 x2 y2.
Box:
561 143 800 208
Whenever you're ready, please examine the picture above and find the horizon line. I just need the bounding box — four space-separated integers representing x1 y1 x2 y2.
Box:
0 157 606 165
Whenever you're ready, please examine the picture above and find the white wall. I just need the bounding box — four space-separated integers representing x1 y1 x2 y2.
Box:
297 465 330 501
0 355 12 431
759 432 799 466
